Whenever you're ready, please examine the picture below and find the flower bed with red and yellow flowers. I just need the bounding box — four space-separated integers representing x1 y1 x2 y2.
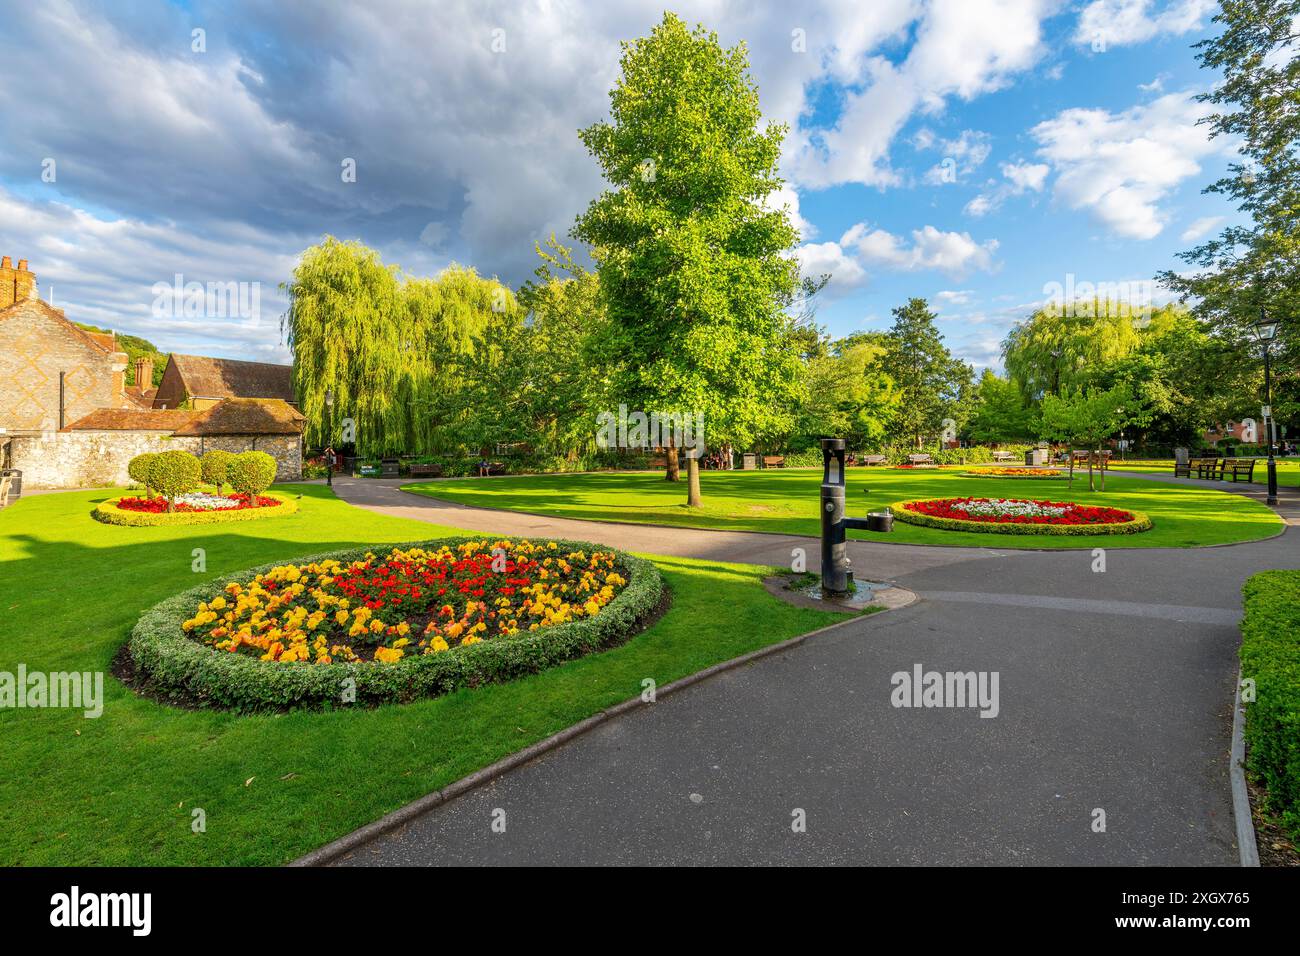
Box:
890 497 1152 536
961 467 1065 479
127 536 664 710
94 492 298 527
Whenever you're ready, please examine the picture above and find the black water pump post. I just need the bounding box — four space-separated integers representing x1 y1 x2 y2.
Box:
820 437 893 597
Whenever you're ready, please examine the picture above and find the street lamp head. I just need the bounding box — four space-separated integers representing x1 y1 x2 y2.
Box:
1254 310 1279 343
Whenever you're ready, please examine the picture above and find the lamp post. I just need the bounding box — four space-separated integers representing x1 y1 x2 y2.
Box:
1253 309 1279 506
324 388 335 489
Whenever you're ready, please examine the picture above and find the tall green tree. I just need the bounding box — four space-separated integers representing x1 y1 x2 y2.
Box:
572 12 807 506
1002 303 1147 403
1158 0 1299 424
966 369 1038 443
282 237 519 456
1038 384 1136 490
879 298 973 448
792 334 901 450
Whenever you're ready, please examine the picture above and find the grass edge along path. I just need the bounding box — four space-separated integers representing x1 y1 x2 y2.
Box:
403 467 1282 549
0 484 845 866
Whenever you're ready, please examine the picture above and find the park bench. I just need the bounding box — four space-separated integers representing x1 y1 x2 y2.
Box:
1071 450 1111 471
991 451 1016 463
1191 457 1222 479
408 463 443 478
648 456 668 468
0 475 10 509
861 454 887 466
763 455 786 468
906 453 934 465
1220 458 1257 483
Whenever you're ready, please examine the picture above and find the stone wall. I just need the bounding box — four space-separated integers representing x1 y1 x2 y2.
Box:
9 432 302 489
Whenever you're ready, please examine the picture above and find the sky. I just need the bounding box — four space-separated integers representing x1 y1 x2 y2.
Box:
0 0 1243 371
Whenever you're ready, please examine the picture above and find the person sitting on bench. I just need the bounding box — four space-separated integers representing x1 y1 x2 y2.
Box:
478 457 492 477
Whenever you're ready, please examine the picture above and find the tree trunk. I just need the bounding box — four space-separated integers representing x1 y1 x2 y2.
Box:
166 496 174 514
1099 450 1106 492
665 439 680 482
1088 450 1095 492
686 455 702 507
1067 449 1075 490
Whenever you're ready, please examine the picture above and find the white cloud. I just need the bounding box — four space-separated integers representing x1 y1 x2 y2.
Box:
1074 0 1217 50
918 129 993 184
1180 215 1225 242
964 161 1049 216
763 183 815 241
845 223 999 276
1030 92 1228 239
789 0 1052 188
935 289 975 305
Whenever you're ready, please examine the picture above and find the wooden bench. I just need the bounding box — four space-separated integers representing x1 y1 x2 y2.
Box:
408 463 443 478
0 475 10 509
991 451 1016 463
1221 458 1257 483
861 454 887 466
762 455 786 468
1190 457 1222 479
1071 450 1111 471
907 453 934 465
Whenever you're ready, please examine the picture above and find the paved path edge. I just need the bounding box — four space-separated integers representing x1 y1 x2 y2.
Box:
288 600 899 867
1231 668 1260 867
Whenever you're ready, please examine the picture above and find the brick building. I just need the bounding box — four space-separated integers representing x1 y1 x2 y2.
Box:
0 256 138 436
153 353 295 410
0 257 303 489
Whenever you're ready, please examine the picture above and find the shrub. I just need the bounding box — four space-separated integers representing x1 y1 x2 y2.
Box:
200 449 234 493
127 452 159 497
147 450 202 513
93 492 299 526
127 536 665 711
226 451 278 505
1240 570 1300 839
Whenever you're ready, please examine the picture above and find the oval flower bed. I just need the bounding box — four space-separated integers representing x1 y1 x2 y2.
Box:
128 536 664 710
961 467 1065 479
94 492 297 526
890 496 1152 536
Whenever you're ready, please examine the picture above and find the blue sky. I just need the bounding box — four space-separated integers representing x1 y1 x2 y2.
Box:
0 1 1240 370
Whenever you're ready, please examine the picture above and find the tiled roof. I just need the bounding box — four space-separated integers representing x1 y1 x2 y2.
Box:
124 385 158 408
169 353 295 401
0 297 125 356
63 408 198 432
173 398 305 436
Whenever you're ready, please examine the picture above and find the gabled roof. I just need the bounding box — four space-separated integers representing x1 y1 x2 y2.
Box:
0 297 126 357
168 353 295 402
172 398 305 436
63 408 198 432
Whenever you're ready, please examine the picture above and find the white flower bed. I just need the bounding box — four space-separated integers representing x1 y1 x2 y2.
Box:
956 498 1071 519
173 492 244 511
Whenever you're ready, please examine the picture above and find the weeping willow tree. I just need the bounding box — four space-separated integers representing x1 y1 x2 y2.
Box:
281 236 520 456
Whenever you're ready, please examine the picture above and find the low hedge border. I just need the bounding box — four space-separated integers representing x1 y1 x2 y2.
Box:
889 497 1153 536
1240 570 1300 840
127 535 665 712
93 492 299 527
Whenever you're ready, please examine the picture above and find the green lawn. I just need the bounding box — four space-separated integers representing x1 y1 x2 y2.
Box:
0 485 843 865
405 467 1282 549
1111 458 1300 488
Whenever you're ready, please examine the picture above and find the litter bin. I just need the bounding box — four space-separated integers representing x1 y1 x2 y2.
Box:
742 453 757 470
1025 448 1047 466
1 468 20 501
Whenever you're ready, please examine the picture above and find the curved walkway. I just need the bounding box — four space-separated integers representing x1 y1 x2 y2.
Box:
321 474 1299 865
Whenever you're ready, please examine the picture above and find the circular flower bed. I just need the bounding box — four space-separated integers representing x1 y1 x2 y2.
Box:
128 536 664 710
961 467 1065 479
890 496 1152 536
94 492 298 526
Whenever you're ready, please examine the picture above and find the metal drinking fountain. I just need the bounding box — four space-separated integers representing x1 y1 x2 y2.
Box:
820 438 893 596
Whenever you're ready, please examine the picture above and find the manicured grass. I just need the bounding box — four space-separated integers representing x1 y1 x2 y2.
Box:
405 467 1282 549
0 485 844 865
1112 458 1300 488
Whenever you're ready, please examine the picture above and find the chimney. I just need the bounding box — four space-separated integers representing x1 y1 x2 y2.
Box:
134 356 154 390
0 256 36 308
